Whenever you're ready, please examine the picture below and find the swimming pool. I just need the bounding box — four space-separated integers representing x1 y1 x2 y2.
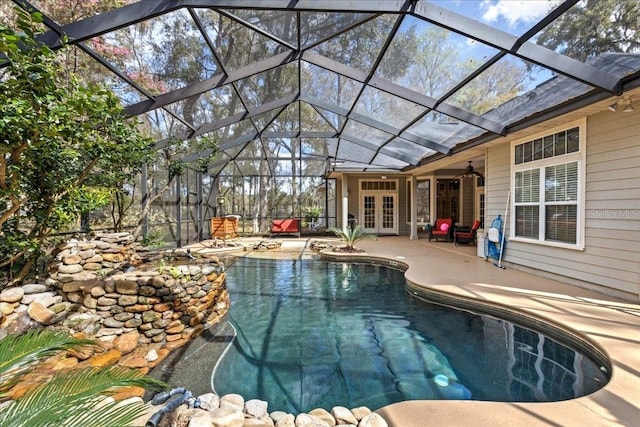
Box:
212 257 608 414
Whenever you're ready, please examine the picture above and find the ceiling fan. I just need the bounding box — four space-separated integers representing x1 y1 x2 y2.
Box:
455 160 484 178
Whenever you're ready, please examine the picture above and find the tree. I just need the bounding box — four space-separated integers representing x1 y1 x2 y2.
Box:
0 329 164 427
536 0 640 61
0 9 154 286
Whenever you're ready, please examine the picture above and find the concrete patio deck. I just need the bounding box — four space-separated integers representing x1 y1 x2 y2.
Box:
189 235 639 426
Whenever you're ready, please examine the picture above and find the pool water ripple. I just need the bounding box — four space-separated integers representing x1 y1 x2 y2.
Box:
212 258 607 413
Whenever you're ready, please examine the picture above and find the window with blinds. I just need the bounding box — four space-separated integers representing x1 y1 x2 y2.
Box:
512 123 582 246
545 162 578 244
515 169 540 239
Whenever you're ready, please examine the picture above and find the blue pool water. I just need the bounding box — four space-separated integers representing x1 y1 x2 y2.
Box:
212 258 608 413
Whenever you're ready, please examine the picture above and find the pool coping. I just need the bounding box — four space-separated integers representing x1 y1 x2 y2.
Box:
319 242 640 427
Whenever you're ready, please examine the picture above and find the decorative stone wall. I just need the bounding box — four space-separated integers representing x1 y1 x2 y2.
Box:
0 232 229 401
50 233 228 348
50 235 229 347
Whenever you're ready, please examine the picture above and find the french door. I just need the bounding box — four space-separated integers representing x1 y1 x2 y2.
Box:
361 193 397 234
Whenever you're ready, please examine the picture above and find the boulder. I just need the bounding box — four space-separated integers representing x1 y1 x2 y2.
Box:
358 413 388 427
22 284 48 294
187 410 214 427
351 407 371 421
245 399 268 418
308 408 336 426
58 264 84 274
219 393 244 412
295 413 330 427
28 302 57 325
331 407 357 425
0 302 16 315
209 407 244 427
1 287 24 303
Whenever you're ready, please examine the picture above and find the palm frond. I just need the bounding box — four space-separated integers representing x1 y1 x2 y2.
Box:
0 366 165 427
0 329 94 392
61 397 151 427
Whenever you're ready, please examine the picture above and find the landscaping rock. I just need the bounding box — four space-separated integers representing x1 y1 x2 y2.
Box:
1 287 24 303
220 393 244 412
245 399 269 418
187 411 213 427
210 407 244 427
350 407 371 421
0 302 16 316
308 408 336 426
357 413 388 427
22 284 48 294
331 407 357 425
27 302 57 325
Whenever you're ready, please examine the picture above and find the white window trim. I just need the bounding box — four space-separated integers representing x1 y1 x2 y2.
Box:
358 178 399 234
510 118 586 250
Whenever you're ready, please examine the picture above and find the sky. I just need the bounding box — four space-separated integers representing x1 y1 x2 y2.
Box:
428 0 566 87
432 0 564 36
480 0 563 29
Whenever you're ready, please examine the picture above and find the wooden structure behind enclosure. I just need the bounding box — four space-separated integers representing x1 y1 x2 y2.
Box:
210 217 239 239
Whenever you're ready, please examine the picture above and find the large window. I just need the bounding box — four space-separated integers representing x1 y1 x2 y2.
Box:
407 179 430 224
512 123 583 247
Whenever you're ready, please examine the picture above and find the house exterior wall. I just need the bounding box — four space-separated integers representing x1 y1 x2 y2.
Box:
486 109 640 301
461 176 475 225
343 174 409 235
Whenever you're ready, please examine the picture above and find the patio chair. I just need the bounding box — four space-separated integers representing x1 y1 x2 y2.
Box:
428 218 453 242
454 219 481 246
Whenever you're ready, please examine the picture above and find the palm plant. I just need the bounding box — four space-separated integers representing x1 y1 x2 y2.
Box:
0 329 165 427
328 224 376 251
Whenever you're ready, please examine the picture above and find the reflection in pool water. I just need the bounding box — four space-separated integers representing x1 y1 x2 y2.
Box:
212 258 608 413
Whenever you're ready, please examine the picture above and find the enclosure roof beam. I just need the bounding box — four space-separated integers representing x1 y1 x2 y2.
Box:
153 94 297 150
412 0 621 94
339 135 415 165
302 52 505 135
28 0 620 97
32 0 410 49
126 51 295 117
301 95 450 155
31 0 620 96
260 131 338 139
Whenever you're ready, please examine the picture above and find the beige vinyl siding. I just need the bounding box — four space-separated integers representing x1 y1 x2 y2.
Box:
485 145 511 236
398 177 409 235
583 110 640 296
489 111 639 300
461 177 474 225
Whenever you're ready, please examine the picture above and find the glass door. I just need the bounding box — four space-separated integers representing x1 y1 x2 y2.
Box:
363 195 377 230
361 193 397 234
436 179 460 224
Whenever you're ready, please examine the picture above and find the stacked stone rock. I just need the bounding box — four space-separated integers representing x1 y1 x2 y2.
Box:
0 232 230 400
308 240 336 252
253 239 283 251
48 233 229 349
0 283 66 337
